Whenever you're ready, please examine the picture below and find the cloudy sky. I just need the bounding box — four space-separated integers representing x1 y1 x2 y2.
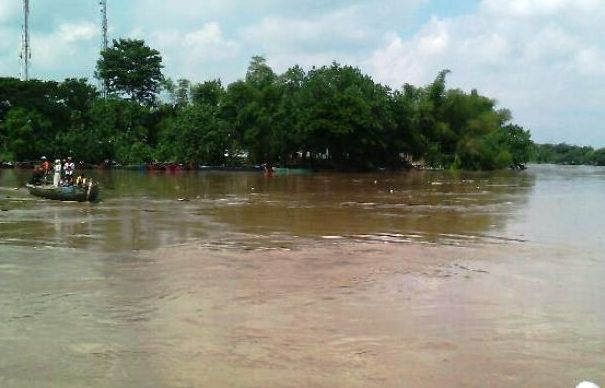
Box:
1 0 604 146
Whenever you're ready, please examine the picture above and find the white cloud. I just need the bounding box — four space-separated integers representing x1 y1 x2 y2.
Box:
31 22 98 72
148 22 239 81
128 0 416 27
367 0 605 145
182 23 239 59
481 0 602 17
417 18 450 55
367 17 453 86
237 1 424 76
57 22 97 43
241 6 372 51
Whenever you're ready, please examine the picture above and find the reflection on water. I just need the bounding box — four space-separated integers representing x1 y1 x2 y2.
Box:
1 165 605 387
1 168 538 250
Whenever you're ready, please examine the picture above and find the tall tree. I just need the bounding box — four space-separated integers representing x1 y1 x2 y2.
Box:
274 65 306 164
297 63 393 169
191 79 224 107
96 38 164 106
500 124 533 169
222 56 281 164
175 79 191 107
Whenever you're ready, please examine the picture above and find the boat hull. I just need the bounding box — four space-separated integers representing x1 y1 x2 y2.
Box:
26 183 99 202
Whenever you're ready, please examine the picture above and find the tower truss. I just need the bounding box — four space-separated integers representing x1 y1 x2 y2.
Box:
100 0 108 51
99 0 108 97
20 0 30 81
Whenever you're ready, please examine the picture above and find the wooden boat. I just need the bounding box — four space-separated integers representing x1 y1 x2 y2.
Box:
26 181 99 202
273 167 313 175
198 165 264 172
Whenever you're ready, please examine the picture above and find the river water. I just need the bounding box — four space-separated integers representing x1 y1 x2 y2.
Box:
0 165 603 387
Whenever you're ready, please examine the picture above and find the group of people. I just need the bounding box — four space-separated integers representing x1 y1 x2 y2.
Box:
31 156 75 186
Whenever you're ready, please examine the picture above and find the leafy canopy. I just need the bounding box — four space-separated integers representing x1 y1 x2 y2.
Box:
96 39 164 106
1 51 539 170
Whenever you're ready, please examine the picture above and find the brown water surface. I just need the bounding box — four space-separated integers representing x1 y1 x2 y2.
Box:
0 165 603 387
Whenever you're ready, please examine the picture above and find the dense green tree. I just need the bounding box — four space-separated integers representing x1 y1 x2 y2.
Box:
221 80 253 159
175 79 191 107
0 78 61 120
297 63 394 169
191 79 224 107
1 51 537 171
390 84 427 161
177 104 229 165
0 78 90 160
273 65 306 164
3 108 52 160
96 39 164 106
221 56 282 164
500 124 533 168
56 78 98 117
113 101 155 164
245 55 276 85
157 78 231 165
591 148 605 165
402 71 532 170
80 98 157 164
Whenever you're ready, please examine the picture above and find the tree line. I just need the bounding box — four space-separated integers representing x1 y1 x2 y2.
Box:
0 38 533 170
532 143 605 166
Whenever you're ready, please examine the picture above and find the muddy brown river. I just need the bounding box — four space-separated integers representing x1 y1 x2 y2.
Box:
0 165 603 387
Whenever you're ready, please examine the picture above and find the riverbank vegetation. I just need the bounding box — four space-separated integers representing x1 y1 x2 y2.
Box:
0 39 533 171
532 143 605 166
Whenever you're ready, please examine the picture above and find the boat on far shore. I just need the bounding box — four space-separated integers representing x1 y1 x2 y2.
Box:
272 167 313 175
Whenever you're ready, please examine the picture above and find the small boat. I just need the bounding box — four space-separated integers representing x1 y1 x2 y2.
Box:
273 167 313 175
198 165 265 172
26 181 99 202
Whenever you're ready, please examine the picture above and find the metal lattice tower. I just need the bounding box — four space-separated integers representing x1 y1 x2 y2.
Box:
100 0 108 51
99 0 108 97
20 0 31 81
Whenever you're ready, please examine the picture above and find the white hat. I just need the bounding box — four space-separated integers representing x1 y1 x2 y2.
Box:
55 159 61 163
41 156 46 160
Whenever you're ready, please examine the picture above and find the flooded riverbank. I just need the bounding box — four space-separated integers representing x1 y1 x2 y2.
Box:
0 166 604 387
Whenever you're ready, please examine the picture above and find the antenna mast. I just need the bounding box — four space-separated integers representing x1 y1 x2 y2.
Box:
20 0 31 81
100 0 108 51
99 0 108 98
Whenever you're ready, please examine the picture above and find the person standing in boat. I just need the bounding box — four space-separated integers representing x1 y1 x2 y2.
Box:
262 161 273 176
60 158 66 179
53 159 62 186
64 156 75 184
30 156 49 184
39 156 51 183
40 156 50 174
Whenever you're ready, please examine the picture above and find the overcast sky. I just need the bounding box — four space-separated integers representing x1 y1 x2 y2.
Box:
1 0 604 146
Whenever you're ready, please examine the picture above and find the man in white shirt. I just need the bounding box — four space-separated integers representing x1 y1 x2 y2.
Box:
53 159 62 186
64 156 75 184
